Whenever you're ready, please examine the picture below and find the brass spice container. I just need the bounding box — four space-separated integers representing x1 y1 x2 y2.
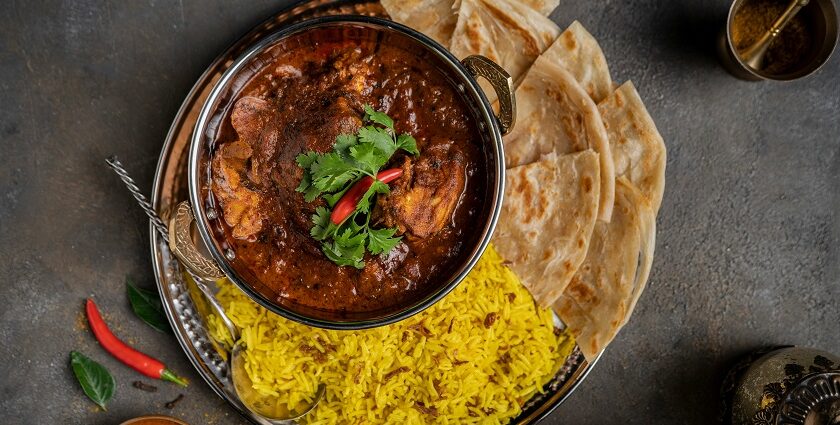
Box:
717 0 839 80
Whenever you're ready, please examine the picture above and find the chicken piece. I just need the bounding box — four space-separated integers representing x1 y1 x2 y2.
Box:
212 143 265 240
376 144 466 238
210 96 272 240
231 96 271 143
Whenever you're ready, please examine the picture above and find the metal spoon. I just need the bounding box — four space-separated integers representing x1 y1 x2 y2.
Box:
105 156 324 423
739 0 810 70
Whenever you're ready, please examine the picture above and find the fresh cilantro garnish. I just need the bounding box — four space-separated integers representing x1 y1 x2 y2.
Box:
296 105 419 268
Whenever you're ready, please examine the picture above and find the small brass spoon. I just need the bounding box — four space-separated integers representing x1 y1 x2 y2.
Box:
105 156 325 423
188 275 325 423
739 0 810 70
230 341 326 422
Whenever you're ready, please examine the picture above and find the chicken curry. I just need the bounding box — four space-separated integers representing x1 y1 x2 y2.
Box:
207 25 491 318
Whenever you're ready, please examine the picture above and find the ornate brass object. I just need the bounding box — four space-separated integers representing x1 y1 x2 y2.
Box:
721 346 840 425
168 201 225 280
462 55 516 135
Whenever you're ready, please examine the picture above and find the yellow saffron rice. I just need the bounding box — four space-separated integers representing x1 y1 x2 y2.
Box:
207 245 575 424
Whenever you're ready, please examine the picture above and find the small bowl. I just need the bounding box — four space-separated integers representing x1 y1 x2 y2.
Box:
169 16 515 330
120 415 190 425
717 0 839 81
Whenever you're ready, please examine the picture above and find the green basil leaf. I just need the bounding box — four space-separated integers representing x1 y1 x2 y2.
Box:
127 279 171 334
70 351 115 410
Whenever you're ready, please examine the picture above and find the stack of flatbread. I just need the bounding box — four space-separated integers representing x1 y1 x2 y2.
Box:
382 0 667 361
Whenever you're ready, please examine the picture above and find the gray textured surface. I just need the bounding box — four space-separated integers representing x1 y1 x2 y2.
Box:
0 0 838 424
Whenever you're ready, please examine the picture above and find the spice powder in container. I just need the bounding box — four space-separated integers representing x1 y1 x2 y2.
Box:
730 0 814 74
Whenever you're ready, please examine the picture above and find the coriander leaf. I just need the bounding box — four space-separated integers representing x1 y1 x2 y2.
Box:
323 224 368 268
322 239 365 269
335 225 368 247
295 152 320 194
310 206 335 241
324 184 352 207
296 171 312 193
70 351 115 411
357 179 390 214
367 227 402 255
364 104 394 129
358 126 397 158
296 105 416 268
303 185 322 203
350 143 388 175
334 134 357 158
311 152 361 193
296 151 320 169
396 134 420 156
126 279 171 334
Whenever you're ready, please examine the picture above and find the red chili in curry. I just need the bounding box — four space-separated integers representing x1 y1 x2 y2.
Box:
207 25 491 319
331 168 403 225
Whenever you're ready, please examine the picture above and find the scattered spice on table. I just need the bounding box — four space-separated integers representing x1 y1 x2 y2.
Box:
85 298 188 387
165 393 185 409
731 0 813 74
132 380 158 392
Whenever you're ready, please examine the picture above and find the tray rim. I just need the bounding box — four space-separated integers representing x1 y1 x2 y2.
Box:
148 1 601 423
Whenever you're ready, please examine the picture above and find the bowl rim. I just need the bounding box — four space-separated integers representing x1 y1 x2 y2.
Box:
187 15 506 330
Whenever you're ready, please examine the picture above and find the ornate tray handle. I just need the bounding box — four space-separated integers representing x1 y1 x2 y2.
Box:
168 201 226 280
462 55 516 135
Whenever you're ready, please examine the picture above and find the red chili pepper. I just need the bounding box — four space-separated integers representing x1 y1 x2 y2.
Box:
85 298 188 387
330 168 403 225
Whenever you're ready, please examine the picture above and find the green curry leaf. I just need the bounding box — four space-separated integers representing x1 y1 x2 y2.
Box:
70 351 115 411
126 279 171 334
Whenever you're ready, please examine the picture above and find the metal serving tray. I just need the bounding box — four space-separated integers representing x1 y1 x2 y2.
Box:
148 1 599 423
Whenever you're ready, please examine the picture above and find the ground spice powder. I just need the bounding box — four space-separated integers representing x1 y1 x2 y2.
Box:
731 0 813 74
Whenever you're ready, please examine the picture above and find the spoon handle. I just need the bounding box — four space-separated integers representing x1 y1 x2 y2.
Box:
105 156 239 345
768 0 810 38
740 0 810 67
105 156 171 243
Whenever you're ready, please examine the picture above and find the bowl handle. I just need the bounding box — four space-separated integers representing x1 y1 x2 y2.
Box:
168 201 226 280
462 55 516 135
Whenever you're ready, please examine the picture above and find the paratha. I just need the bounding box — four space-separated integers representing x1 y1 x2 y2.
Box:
521 0 560 16
381 0 460 46
503 58 615 222
493 150 601 307
542 21 613 103
554 177 656 360
450 0 560 103
598 81 667 212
